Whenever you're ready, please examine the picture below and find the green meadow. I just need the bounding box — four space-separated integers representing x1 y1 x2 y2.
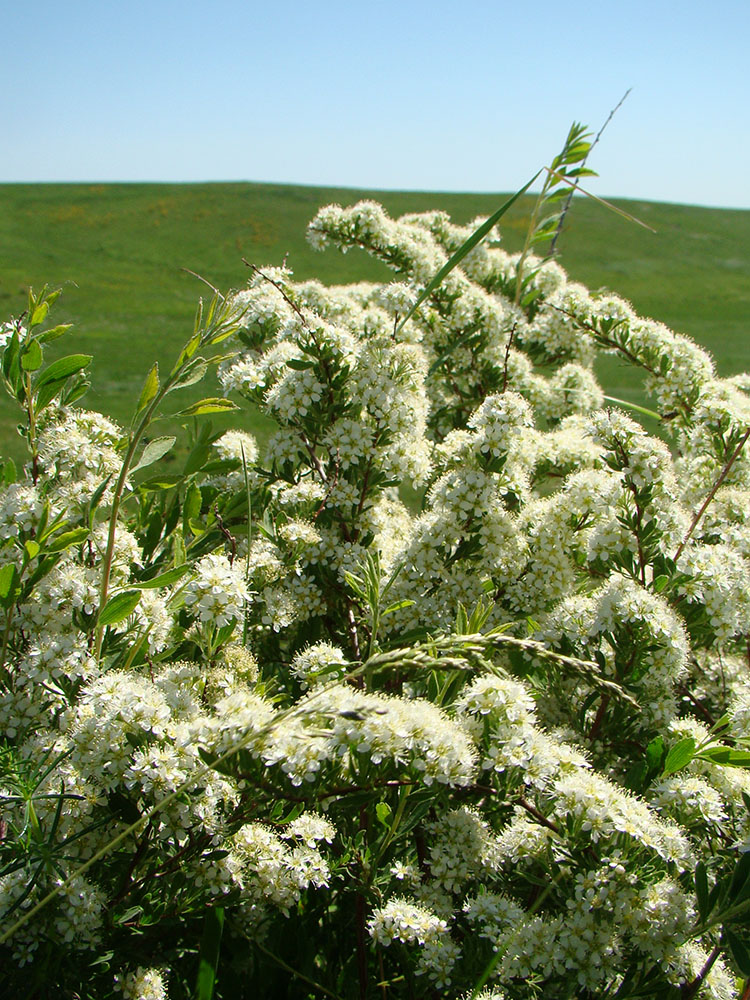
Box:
1 182 748 461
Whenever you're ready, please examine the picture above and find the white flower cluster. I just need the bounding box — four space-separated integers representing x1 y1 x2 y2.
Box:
4 198 750 998
183 552 251 629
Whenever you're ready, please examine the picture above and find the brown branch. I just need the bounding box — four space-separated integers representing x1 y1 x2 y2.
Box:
681 943 722 999
677 684 716 727
588 693 611 743
501 322 517 393
674 428 750 562
518 797 561 837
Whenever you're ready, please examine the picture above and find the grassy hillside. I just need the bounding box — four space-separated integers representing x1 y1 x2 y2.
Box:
1 182 748 461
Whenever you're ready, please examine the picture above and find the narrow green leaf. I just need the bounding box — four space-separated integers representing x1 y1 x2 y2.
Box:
133 565 190 589
383 599 416 616
2 459 17 485
62 375 90 408
177 397 239 417
136 363 160 414
38 323 73 345
138 474 183 492
2 330 20 379
30 301 49 327
645 735 665 771
729 852 750 903
131 436 176 474
0 563 18 606
97 590 141 627
35 378 69 411
602 395 661 420
87 475 114 520
173 333 201 373
653 575 670 592
724 928 750 977
46 527 90 553
662 737 696 776
398 171 541 336
698 746 750 768
35 354 92 388
183 483 202 527
196 906 225 1000
694 861 709 922
20 340 43 371
167 357 208 393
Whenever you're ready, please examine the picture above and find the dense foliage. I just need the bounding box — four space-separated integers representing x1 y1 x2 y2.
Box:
2 179 750 998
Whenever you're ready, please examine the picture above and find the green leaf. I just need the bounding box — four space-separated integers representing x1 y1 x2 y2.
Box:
376 802 392 826
133 565 190 589
662 737 696 776
30 301 49 327
87 475 114 521
167 357 208 392
183 482 202 527
131 436 176 474
138 474 183 492
177 397 239 417
2 459 17 485
0 563 18 607
20 340 43 371
35 379 69 412
113 906 144 927
399 171 542 337
383 599 416 616
38 323 72 345
695 861 709 922
35 354 92 388
645 735 665 770
724 928 750 977
173 333 201 372
697 746 750 768
2 330 20 379
653 575 670 593
97 590 141 627
46 526 90 553
136 363 160 414
196 906 225 1000
24 540 40 560
729 852 750 904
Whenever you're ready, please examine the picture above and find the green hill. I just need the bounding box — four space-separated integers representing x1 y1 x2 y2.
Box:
1 182 748 460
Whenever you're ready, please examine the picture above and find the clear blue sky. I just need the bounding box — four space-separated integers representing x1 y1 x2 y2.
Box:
4 0 749 208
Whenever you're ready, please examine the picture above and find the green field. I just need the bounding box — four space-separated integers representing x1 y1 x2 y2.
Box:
1 182 748 461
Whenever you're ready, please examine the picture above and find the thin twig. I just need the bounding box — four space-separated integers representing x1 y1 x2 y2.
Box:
501 322 517 393
549 89 632 257
518 797 561 836
213 504 237 566
242 259 308 327
674 427 750 562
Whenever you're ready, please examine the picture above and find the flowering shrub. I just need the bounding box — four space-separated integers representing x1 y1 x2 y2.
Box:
2 182 750 1000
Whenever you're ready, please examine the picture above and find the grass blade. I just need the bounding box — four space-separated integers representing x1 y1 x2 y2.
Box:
196 905 225 1000
395 171 541 335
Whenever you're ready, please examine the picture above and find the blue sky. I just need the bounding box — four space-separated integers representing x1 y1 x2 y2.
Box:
4 0 749 208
